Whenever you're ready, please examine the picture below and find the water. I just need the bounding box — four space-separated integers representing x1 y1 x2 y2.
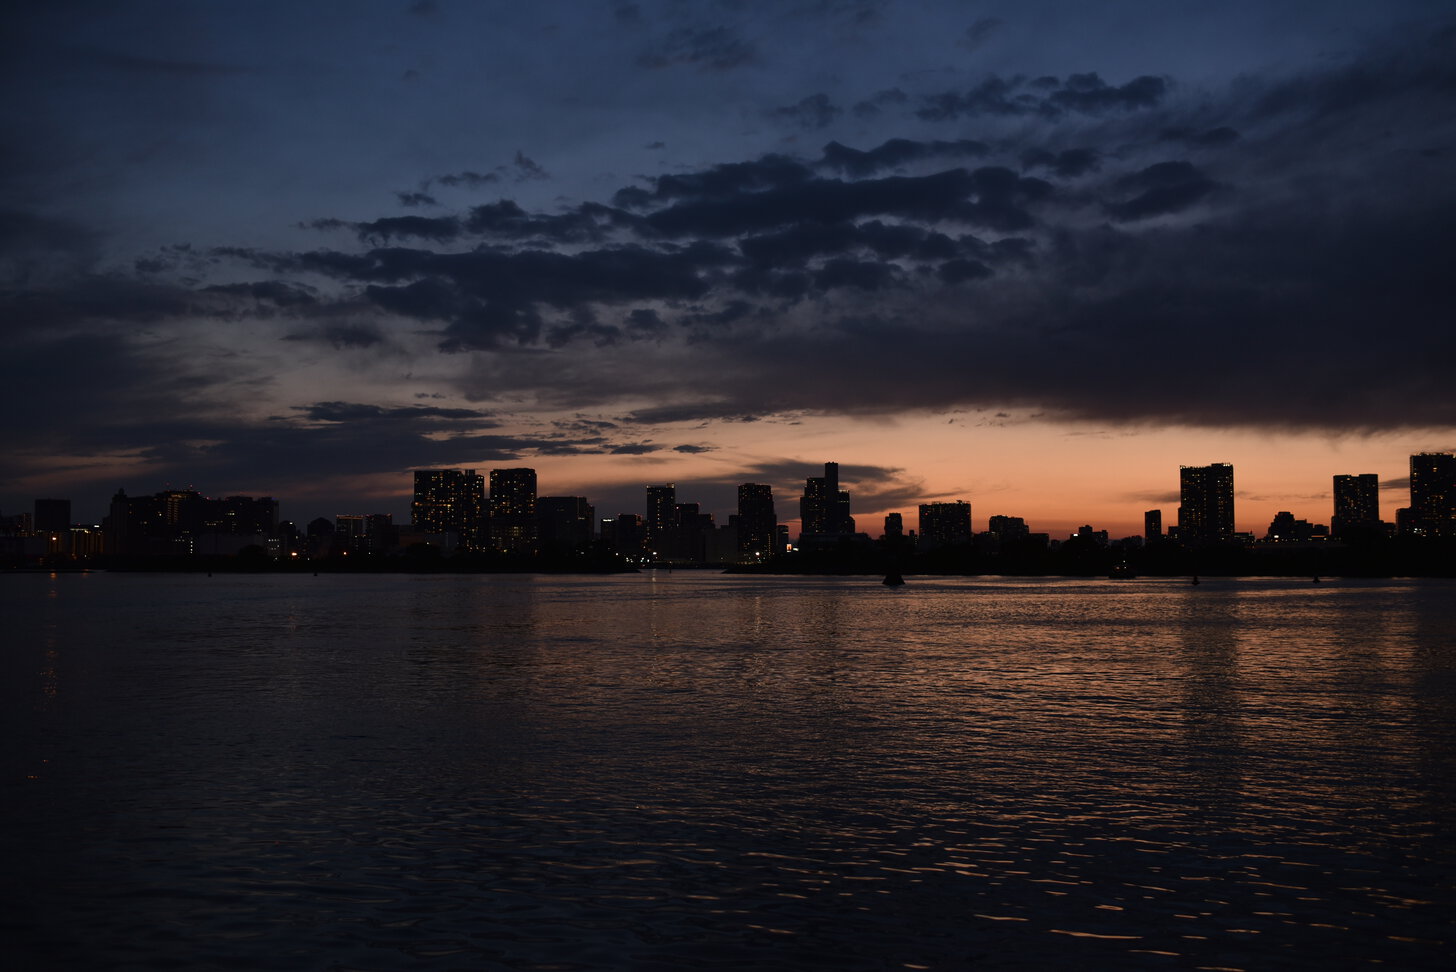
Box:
3 572 1454 970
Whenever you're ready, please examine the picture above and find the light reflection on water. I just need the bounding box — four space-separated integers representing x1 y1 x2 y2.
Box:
3 572 1454 970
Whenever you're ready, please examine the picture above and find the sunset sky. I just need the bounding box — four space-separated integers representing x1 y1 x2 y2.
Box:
3 1 1452 537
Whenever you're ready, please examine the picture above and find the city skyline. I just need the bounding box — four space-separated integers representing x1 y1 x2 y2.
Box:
11 451 1443 546
3 3 1453 536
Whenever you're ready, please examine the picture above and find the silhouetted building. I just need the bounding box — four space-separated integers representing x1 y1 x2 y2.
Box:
669 502 715 563
987 515 1029 541
102 487 279 558
1144 509 1162 541
918 501 972 550
537 496 594 554
490 467 538 554
1331 474 1380 538
736 483 777 561
602 513 646 561
646 484 676 559
1265 511 1317 542
211 495 280 535
883 512 903 538
1178 462 1235 544
799 462 854 541
705 523 740 564
34 498 71 536
335 513 394 555
412 468 485 547
305 516 335 558
1407 453 1456 537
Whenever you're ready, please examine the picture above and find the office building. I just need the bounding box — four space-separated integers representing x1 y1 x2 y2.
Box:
1178 462 1235 544
1331 474 1380 538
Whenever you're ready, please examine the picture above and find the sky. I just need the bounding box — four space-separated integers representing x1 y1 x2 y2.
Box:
3 0 1453 538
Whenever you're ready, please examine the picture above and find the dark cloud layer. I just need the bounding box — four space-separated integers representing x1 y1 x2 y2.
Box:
3 5 1453 519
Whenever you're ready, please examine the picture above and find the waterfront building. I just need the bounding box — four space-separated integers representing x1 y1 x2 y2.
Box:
987 515 1029 541
918 501 972 549
645 484 676 559
799 462 854 541
33 498 71 536
602 513 646 561
537 496 594 554
1178 462 1235 544
671 502 715 563
1407 453 1456 537
1144 509 1162 541
490 467 538 554
1331 474 1380 538
412 469 485 547
736 483 777 561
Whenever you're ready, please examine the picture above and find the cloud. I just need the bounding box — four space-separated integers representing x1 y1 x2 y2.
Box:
513 151 549 182
852 88 908 119
643 166 1048 237
1021 147 1100 178
636 26 757 71
434 171 501 189
9 13 1451 521
818 138 990 177
769 93 842 130
956 17 1003 54
292 402 494 424
395 191 438 207
918 72 1169 121
281 323 388 349
1105 161 1219 221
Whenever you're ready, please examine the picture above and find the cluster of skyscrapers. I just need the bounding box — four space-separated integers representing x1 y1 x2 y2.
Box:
410 468 785 563
1147 455 1454 548
4 453 1454 566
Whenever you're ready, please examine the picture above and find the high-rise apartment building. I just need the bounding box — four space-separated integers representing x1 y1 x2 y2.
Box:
489 467 538 554
645 484 676 559
1144 509 1162 541
1407 453 1456 537
799 462 854 540
1331 474 1380 538
1178 462 1235 544
412 469 485 546
736 483 777 561
918 501 972 549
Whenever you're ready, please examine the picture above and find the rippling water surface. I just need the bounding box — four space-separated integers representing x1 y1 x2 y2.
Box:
4 572 1454 970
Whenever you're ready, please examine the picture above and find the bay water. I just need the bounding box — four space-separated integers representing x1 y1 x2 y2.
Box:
3 572 1454 969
